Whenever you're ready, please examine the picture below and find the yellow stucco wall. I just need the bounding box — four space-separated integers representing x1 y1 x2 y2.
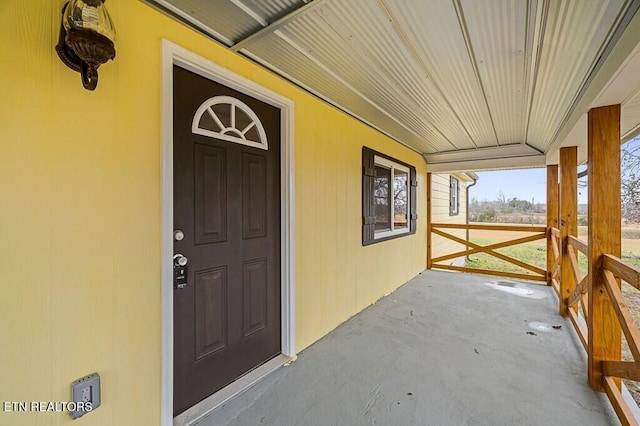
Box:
0 1 427 424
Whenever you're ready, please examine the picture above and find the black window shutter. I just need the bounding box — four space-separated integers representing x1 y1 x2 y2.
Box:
410 166 418 233
450 177 454 206
362 147 376 245
449 176 459 215
456 178 460 213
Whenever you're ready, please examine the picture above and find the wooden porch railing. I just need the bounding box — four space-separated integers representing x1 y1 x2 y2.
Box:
602 255 640 424
549 227 561 292
550 228 589 349
566 234 589 349
549 228 640 426
430 223 547 282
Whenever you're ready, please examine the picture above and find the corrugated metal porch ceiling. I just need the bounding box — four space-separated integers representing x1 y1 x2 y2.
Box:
149 0 640 170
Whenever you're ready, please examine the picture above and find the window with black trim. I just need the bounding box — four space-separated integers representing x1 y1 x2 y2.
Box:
450 176 459 216
362 147 417 245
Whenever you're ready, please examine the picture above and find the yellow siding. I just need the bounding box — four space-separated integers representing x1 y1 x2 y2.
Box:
296 120 428 345
430 174 470 263
0 2 427 425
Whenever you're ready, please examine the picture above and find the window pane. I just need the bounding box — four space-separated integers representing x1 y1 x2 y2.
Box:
394 169 408 229
374 165 391 231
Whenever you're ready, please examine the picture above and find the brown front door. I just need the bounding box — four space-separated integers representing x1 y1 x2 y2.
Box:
172 65 281 416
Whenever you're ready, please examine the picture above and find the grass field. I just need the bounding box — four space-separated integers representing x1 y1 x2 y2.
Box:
466 225 640 274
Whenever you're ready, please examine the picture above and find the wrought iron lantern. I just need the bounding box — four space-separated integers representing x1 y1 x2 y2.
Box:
55 0 116 91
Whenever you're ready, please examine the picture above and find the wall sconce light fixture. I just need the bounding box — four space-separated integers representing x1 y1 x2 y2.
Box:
55 0 116 91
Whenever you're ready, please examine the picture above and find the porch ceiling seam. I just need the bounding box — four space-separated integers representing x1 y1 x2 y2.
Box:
314 9 453 153
376 0 476 150
525 142 545 154
239 49 428 157
229 0 268 27
452 0 500 147
272 29 442 152
231 0 329 52
425 154 546 173
522 0 548 147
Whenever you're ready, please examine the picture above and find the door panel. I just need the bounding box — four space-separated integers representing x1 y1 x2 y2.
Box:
242 153 267 239
173 65 281 416
242 258 268 337
194 144 227 244
195 266 227 359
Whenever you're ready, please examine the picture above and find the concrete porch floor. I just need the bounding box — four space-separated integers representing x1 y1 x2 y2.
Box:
196 269 615 426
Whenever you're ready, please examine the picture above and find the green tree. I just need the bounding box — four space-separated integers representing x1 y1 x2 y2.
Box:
478 206 497 222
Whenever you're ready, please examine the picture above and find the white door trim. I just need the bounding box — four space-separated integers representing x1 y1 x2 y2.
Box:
160 40 296 426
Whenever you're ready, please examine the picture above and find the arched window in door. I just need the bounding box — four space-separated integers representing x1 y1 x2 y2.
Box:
192 96 268 150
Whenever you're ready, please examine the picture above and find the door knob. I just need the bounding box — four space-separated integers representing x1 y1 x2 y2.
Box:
174 254 188 266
